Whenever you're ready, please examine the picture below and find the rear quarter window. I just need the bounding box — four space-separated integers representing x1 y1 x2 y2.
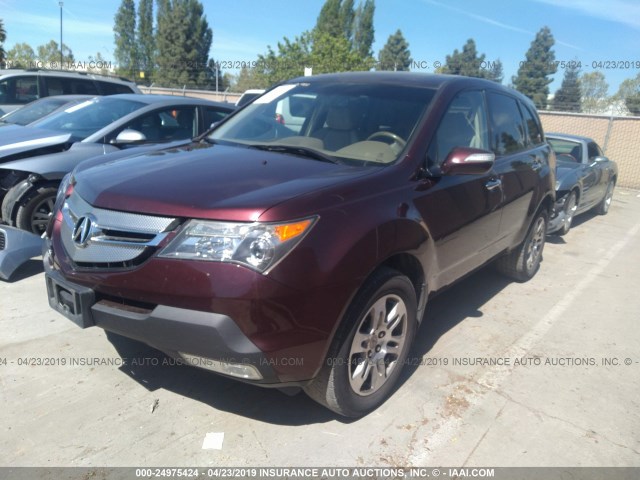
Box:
97 81 136 95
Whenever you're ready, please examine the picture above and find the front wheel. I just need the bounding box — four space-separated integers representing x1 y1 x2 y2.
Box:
558 191 578 236
304 268 417 417
596 180 614 215
15 185 59 235
496 210 548 282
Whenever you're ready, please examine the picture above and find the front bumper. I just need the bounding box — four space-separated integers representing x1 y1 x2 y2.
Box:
548 194 568 234
42 230 346 386
0 226 43 280
43 257 288 384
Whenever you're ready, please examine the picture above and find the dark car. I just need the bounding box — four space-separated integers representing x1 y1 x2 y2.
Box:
546 133 617 235
44 72 555 417
0 95 235 234
0 69 140 115
0 95 94 126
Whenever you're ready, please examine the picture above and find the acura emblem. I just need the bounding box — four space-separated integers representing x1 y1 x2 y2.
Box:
72 216 94 248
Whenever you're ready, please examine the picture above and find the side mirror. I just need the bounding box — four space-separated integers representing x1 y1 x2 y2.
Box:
592 156 608 163
441 147 495 175
110 129 147 146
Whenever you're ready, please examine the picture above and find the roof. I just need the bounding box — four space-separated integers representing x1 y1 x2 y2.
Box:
284 71 536 107
0 69 135 84
92 94 234 110
546 132 594 143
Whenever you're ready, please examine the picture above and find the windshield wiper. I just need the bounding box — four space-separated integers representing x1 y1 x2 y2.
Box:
249 144 340 164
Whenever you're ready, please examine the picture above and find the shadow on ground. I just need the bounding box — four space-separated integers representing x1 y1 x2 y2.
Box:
105 264 514 425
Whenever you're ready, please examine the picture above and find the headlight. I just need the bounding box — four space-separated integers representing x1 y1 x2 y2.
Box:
53 173 74 213
158 217 317 273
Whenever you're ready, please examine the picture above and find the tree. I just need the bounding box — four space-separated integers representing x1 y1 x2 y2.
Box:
626 94 640 115
6 42 36 68
233 66 264 92
36 40 73 65
250 0 376 86
137 0 155 82
614 73 640 115
311 30 372 74
315 0 343 38
114 0 137 78
155 0 213 88
486 59 504 84
254 32 312 87
0 19 6 65
441 39 486 78
512 26 557 109
87 52 111 75
377 29 411 71
352 0 375 58
552 63 581 112
580 72 610 113
339 0 355 42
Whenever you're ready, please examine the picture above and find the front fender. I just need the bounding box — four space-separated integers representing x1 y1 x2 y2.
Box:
1 178 35 224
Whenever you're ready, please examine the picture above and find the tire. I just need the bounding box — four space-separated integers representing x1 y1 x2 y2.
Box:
15 185 59 235
304 268 417 417
596 180 614 215
496 210 548 282
557 191 578 236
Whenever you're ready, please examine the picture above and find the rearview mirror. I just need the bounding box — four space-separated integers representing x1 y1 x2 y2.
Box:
441 147 495 175
111 129 147 146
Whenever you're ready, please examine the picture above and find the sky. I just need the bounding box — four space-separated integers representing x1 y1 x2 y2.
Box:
1 0 639 93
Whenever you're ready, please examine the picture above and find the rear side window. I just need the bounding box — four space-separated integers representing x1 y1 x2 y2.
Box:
66 78 99 95
487 92 526 156
0 76 39 104
43 77 65 96
520 103 543 146
587 142 603 160
97 81 136 95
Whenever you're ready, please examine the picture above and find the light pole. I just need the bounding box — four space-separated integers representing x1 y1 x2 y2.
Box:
59 1 63 67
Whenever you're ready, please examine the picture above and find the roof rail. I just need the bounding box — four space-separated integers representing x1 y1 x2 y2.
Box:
22 68 134 83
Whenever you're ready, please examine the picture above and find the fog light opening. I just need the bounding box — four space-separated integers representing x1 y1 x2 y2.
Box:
178 352 263 380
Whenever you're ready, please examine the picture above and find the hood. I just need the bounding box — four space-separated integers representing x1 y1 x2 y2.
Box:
0 143 117 179
555 157 581 181
0 125 72 160
74 142 375 221
555 158 582 192
73 139 192 175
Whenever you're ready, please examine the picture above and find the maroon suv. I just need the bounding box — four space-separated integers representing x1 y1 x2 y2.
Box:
44 72 555 417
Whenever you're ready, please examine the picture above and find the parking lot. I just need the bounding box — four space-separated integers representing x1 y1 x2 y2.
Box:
1 188 639 468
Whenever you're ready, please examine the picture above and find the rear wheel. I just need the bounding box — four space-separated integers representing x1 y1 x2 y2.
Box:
596 180 614 215
558 191 578 236
496 210 548 282
15 186 58 235
304 268 417 417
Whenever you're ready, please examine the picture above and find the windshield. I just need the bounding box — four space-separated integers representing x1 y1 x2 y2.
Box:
1 97 76 126
31 97 145 140
210 81 435 165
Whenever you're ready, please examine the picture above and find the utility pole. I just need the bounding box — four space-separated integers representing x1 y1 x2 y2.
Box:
59 2 63 67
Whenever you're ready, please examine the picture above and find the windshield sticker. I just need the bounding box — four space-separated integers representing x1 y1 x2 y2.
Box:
253 85 297 104
63 100 94 114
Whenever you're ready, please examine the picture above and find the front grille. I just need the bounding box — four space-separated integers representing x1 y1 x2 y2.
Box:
60 192 178 269
0 230 5 251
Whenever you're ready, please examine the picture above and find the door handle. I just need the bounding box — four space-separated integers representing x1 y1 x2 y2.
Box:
485 178 502 191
